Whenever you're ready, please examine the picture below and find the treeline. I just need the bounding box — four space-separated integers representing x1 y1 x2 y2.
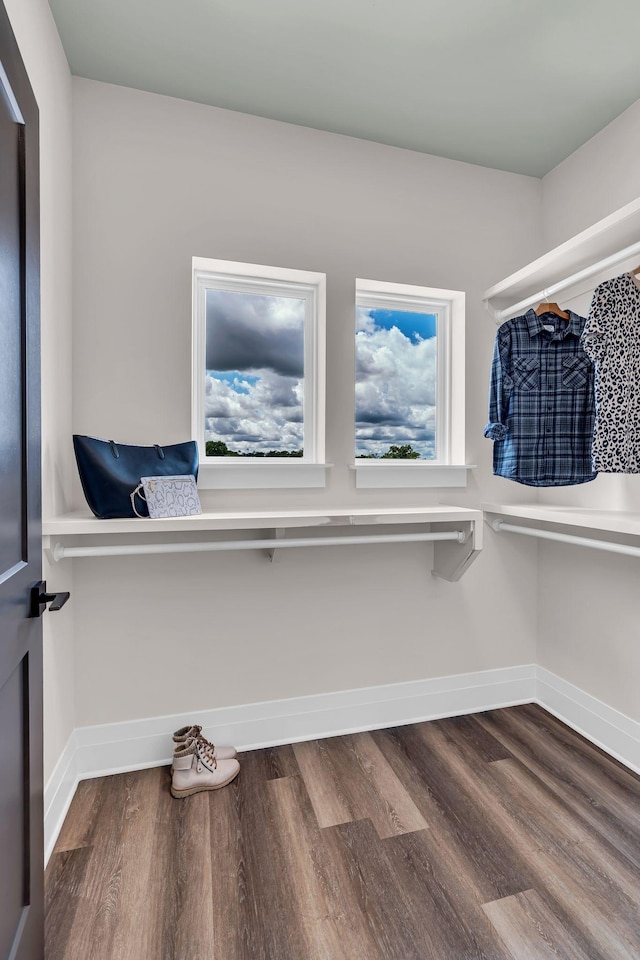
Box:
207 441 422 459
356 444 421 459
206 441 303 458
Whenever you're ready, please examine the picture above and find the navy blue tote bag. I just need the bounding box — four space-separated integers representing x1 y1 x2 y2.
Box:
73 435 199 519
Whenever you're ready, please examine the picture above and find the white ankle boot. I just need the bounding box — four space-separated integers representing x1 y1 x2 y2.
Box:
171 739 240 798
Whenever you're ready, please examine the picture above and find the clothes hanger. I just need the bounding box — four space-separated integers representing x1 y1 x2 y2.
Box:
535 300 570 320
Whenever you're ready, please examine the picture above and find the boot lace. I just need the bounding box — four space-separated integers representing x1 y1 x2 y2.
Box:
194 736 217 771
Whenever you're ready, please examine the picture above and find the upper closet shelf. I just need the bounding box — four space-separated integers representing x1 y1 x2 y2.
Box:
483 502 640 559
483 196 640 323
43 505 483 582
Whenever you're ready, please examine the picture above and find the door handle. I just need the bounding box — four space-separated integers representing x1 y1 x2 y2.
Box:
30 580 71 618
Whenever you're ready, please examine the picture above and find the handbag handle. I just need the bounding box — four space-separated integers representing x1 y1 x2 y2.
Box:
130 484 147 518
108 441 165 461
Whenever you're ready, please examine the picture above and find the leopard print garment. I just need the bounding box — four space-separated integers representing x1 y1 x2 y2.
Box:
581 273 640 472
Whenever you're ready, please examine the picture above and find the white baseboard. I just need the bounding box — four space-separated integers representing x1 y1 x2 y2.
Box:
43 663 640 863
43 730 79 865
535 667 640 776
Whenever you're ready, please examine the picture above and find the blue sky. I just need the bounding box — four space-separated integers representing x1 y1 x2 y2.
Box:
210 371 260 395
367 309 437 343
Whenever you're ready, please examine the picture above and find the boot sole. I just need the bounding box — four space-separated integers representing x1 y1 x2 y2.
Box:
170 768 239 798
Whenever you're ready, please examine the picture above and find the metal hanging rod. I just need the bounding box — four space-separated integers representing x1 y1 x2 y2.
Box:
492 520 640 559
487 238 640 323
51 529 466 562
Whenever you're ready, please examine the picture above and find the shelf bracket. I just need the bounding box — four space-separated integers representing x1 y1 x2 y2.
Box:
432 519 482 582
265 528 287 562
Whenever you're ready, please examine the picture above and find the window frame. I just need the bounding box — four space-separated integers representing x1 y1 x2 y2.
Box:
353 278 468 488
192 257 327 489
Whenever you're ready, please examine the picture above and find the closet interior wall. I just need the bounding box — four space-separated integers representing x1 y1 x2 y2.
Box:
542 96 640 250
69 78 542 730
537 101 640 723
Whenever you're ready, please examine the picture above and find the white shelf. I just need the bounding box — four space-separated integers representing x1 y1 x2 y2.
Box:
483 196 640 322
482 502 640 537
43 506 484 581
483 503 640 560
43 505 481 536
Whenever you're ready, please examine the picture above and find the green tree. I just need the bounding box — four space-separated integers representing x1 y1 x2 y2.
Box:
381 444 420 460
206 440 238 457
263 449 304 458
206 440 304 458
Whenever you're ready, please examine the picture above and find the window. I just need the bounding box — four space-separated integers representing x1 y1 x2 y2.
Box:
354 278 468 487
192 258 326 488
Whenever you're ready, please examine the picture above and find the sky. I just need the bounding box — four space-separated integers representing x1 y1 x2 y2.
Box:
204 291 438 458
205 289 305 454
355 306 438 458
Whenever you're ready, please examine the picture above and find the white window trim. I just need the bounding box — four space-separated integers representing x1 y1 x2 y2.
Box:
354 278 468 487
350 462 474 488
192 257 326 489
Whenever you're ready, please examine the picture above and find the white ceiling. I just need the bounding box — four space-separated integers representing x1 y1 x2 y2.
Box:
49 0 640 177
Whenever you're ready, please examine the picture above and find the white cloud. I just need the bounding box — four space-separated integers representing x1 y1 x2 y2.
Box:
355 312 438 457
205 371 304 454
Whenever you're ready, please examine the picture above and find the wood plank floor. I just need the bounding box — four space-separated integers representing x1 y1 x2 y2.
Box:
45 704 640 960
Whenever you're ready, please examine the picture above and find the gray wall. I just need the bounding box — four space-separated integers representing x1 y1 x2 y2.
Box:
69 78 542 727
542 96 640 249
536 108 640 722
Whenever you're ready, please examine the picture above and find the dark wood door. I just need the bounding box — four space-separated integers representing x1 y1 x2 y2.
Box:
0 3 43 959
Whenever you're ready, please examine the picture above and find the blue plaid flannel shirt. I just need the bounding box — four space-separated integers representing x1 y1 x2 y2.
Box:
484 309 597 486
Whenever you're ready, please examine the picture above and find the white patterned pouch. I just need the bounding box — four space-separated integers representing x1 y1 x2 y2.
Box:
130 475 201 519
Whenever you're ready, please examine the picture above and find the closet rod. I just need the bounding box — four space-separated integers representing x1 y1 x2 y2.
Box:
492 520 640 558
51 529 466 562
488 238 640 323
